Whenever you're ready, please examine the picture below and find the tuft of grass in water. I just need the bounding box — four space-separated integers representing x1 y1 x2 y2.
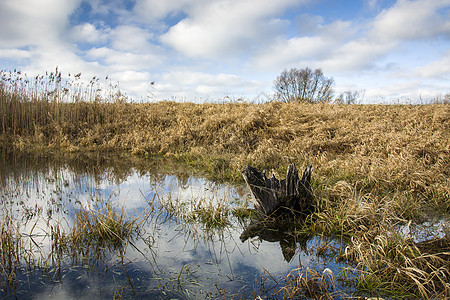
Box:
0 214 22 290
275 267 343 299
69 201 138 265
161 193 246 230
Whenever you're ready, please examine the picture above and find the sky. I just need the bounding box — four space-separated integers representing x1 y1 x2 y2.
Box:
0 0 449 103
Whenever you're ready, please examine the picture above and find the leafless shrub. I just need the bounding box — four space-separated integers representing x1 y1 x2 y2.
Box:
274 67 334 103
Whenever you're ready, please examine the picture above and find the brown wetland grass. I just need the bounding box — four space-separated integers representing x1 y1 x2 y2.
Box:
1 69 449 298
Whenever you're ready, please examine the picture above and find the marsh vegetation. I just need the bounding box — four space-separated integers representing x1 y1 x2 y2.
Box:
0 69 449 298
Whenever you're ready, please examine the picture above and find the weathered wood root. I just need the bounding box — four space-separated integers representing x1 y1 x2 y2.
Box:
242 163 313 216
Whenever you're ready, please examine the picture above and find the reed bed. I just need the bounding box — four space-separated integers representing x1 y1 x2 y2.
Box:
1 69 449 298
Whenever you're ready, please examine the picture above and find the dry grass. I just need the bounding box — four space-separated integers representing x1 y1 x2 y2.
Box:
341 232 450 299
1 69 449 298
277 267 342 299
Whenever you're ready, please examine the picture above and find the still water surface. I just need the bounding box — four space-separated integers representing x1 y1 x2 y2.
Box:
0 152 344 299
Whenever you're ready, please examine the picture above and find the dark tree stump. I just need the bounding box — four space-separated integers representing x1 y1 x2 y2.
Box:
242 163 313 216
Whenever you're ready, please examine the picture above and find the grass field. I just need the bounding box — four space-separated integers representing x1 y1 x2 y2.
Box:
1 70 449 298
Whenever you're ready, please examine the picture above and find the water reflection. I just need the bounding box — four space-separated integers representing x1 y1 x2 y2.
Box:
0 152 343 299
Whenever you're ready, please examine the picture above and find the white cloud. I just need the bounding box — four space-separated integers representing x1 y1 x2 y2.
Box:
255 0 450 75
153 70 262 100
253 36 331 70
362 79 446 103
160 0 302 58
24 45 103 77
415 51 450 78
109 25 155 52
0 0 81 47
70 23 107 44
110 70 153 96
0 48 33 60
371 0 450 42
323 0 450 74
252 20 353 70
163 71 243 86
323 39 395 72
87 47 162 71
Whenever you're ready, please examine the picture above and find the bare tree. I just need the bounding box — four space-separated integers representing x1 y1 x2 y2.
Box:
274 67 334 103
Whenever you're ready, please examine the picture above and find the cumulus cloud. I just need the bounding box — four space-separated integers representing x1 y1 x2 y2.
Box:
85 25 165 75
0 48 33 60
160 0 301 58
24 45 102 75
109 25 155 52
322 39 396 72
0 0 81 47
154 70 262 100
415 50 450 78
331 0 450 72
261 0 449 75
70 23 108 44
371 0 450 42
252 20 353 70
87 47 162 71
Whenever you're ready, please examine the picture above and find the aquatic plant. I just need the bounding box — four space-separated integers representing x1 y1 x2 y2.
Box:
69 200 138 265
278 267 341 299
0 214 22 289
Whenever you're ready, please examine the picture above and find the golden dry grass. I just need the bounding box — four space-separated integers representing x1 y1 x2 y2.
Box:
3 98 448 206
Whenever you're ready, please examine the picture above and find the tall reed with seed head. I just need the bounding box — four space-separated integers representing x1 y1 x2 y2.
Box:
0 69 128 150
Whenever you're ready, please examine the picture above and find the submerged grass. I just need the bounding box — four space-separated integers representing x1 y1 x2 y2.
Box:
1 69 449 298
160 190 249 230
1 198 141 295
278 267 341 299
0 213 22 291
69 201 138 264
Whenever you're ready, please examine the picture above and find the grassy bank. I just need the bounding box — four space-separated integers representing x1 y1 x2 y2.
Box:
1 70 449 298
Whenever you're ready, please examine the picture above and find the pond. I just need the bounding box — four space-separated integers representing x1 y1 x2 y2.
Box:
0 151 349 299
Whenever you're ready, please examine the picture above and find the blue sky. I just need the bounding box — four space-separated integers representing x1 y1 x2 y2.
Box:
0 0 449 103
